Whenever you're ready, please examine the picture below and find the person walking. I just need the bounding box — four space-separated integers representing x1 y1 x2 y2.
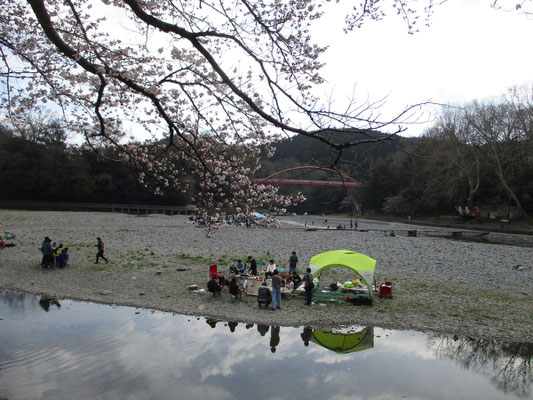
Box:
271 270 282 310
288 251 298 275
303 267 314 305
95 237 108 264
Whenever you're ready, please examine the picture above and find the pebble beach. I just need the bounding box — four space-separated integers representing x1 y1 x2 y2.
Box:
1 210 532 342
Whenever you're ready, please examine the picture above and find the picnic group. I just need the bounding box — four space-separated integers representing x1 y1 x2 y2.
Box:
40 236 108 269
207 251 315 309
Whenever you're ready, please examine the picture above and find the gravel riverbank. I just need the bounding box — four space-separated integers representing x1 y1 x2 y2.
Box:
1 210 532 342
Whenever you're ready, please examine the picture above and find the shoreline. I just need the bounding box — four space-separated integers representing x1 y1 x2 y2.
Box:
1 210 532 343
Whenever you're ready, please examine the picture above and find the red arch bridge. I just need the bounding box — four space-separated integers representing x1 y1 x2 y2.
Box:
253 166 360 187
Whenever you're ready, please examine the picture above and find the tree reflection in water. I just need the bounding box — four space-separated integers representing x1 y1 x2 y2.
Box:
431 334 533 398
3 290 533 400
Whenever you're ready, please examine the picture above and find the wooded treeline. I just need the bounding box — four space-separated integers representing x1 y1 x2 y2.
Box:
0 124 187 205
260 89 533 219
363 93 533 219
1 89 532 218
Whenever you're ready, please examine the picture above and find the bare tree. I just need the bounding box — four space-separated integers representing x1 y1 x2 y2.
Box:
425 108 482 209
2 108 68 145
466 95 532 219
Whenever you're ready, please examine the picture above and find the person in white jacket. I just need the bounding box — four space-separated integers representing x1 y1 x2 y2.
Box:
265 259 276 278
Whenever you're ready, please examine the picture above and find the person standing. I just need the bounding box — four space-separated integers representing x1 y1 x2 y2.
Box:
95 237 108 264
303 267 314 305
41 236 53 268
248 255 257 276
271 270 282 310
288 251 299 275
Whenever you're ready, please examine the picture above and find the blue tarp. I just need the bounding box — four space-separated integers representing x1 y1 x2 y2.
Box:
251 212 267 219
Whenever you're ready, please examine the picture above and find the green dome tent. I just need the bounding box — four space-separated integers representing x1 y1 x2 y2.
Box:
308 250 377 303
311 327 374 354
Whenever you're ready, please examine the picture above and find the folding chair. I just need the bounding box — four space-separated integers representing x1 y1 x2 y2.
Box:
209 264 224 280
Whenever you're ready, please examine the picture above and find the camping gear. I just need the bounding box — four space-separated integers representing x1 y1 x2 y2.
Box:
246 276 263 296
1 232 16 241
208 264 224 280
378 281 393 299
0 232 18 248
308 250 377 303
345 295 373 306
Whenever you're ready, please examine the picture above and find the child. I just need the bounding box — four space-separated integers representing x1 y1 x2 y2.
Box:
58 247 69 268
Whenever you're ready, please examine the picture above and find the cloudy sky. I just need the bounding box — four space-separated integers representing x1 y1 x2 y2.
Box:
311 0 533 136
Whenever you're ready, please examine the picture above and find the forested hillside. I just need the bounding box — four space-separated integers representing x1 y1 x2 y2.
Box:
0 127 187 205
2 100 532 220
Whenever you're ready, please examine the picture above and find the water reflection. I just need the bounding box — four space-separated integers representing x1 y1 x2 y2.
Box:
0 291 531 400
38 296 61 312
270 325 280 353
310 327 374 354
430 335 533 399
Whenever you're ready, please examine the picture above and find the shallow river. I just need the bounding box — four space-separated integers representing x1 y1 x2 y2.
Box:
1 291 531 400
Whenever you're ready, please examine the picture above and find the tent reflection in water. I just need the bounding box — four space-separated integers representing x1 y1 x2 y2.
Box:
311 327 374 354
308 250 377 303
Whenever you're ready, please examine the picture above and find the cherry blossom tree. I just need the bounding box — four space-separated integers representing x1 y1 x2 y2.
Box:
0 0 519 220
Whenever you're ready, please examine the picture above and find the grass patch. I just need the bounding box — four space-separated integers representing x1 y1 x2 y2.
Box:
176 253 218 265
89 265 107 272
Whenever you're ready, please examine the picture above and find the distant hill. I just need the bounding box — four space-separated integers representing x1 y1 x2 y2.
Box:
256 130 420 214
259 129 418 180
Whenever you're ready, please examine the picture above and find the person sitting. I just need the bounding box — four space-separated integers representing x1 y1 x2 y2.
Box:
257 283 272 309
207 276 222 297
57 247 69 268
229 277 242 300
235 259 246 275
291 271 303 289
265 259 276 278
